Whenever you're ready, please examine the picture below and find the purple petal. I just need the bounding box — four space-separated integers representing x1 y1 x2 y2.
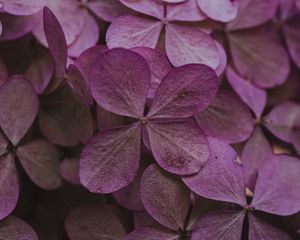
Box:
134 211 161 229
43 7 67 79
279 0 298 21
0 216 38 240
226 66 267 118
148 64 219 119
60 158 80 185
97 105 125 131
195 90 254 144
191 211 245 240
163 0 187 2
227 0 278 30
0 154 18 220
252 155 300 216
17 139 62 190
65 205 126 240
183 137 247 206
0 58 7 87
106 15 163 49
248 213 292 240
0 0 45 15
80 124 141 193
228 27 290 88
0 75 38 145
131 47 172 99
291 114 300 153
241 126 272 191
124 227 178 240
0 131 7 156
215 41 227 76
147 121 210 175
39 86 93 147
89 48 150 118
197 0 239 22
141 164 191 230
165 24 219 68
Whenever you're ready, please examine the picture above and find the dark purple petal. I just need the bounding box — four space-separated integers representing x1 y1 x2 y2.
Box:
0 132 7 156
195 90 254 144
134 211 161 229
0 58 7 87
0 0 45 15
147 121 210 175
124 227 178 240
80 124 141 193
59 158 80 185
17 139 62 190
65 205 126 240
0 154 18 220
89 48 150 118
252 155 300 216
0 75 38 145
97 105 125 131
141 164 191 230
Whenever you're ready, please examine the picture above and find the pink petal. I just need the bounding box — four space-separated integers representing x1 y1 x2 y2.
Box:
165 24 219 68
0 0 45 15
147 121 210 175
226 66 267 118
195 90 254 144
106 15 163 49
0 216 38 240
80 124 141 193
89 48 150 118
148 64 219 118
197 0 239 22
17 139 62 190
124 227 179 240
0 57 7 87
252 155 300 216
228 27 290 88
0 154 18 220
191 211 245 240
0 75 38 145
65 205 126 240
141 164 191 230
183 137 247 206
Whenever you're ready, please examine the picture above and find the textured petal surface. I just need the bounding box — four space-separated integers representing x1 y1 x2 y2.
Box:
17 139 62 190
0 154 18 220
0 0 46 15
195 90 254 144
124 227 178 240
183 137 247 206
165 24 219 68
141 164 190 230
197 0 239 22
228 28 290 88
89 48 150 118
0 75 38 145
80 124 141 193
252 155 300 216
0 216 38 240
191 211 245 240
226 66 267 118
147 121 210 175
106 16 162 49
65 205 126 240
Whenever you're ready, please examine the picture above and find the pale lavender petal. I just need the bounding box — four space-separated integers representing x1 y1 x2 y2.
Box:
226 66 267 118
0 0 45 15
141 164 191 230
0 75 38 145
148 64 219 118
60 158 80 185
147 121 210 175
124 227 178 240
165 23 219 68
183 137 247 206
252 155 300 216
89 48 150 118
106 15 163 49
80 124 141 193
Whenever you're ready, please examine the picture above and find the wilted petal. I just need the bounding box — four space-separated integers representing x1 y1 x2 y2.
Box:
107 16 163 49
89 48 150 118
0 154 18 220
17 139 62 190
228 27 290 88
183 137 247 206
141 164 190 230
148 64 219 119
226 66 267 118
252 155 300 216
0 216 38 240
165 24 219 68
195 90 254 144
124 227 178 240
191 210 245 240
65 205 126 240
80 124 141 193
60 158 80 185
0 0 45 15
0 75 38 145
